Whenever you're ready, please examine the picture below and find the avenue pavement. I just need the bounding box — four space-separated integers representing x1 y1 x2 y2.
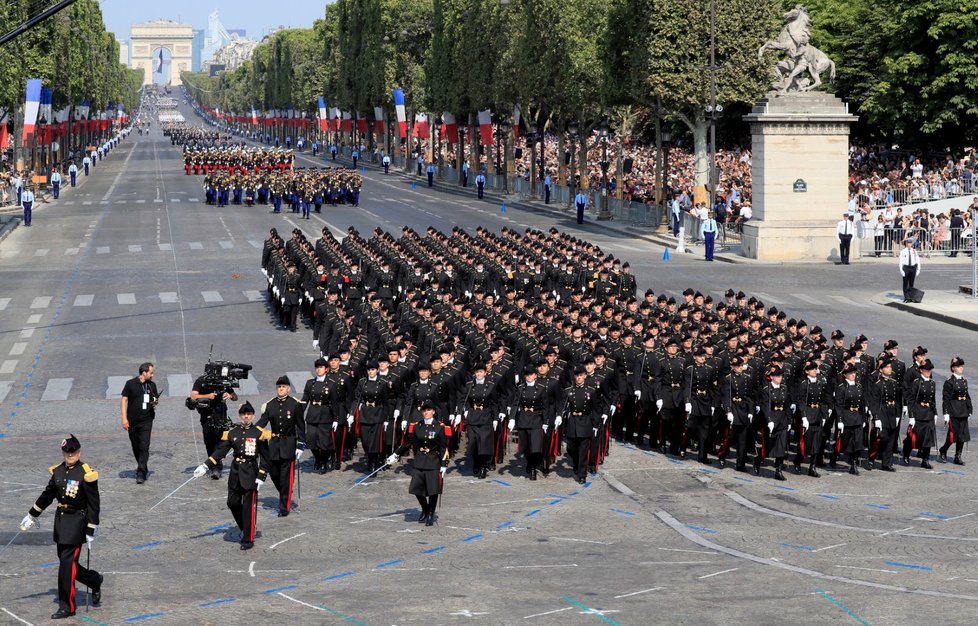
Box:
0 99 977 624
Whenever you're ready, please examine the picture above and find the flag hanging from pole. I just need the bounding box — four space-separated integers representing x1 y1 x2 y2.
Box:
393 89 407 138
341 111 352 133
442 112 458 144
413 113 429 138
477 110 493 145
22 79 42 143
155 49 165 74
513 104 522 141
373 106 384 134
318 97 328 131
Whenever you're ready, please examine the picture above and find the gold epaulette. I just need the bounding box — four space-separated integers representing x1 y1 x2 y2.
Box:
258 427 272 441
82 463 99 482
221 431 230 441
48 463 59 475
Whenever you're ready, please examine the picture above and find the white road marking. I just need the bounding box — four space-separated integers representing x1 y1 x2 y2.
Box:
243 290 263 302
698 567 739 579
158 243 172 251
40 378 73 401
97 246 110 254
188 198 200 202
835 565 897 574
73 295 94 307
117 293 136 305
136 199 146 203
0 381 12 403
828 295 870 308
277 593 330 613
30 296 52 309
814 543 847 552
170 198 181 203
167 374 192 398
523 607 573 619
503 564 578 569
26 314 41 324
614 587 665 598
159 292 179 303
128 244 142 253
657 547 718 554
248 240 263 249
1 361 17 375
547 537 613 545
201 291 223 303
18 328 34 338
0 298 8 311
219 240 233 249
0 607 34 626
64 248 79 256
268 532 306 550
792 293 823 305
33 248 48 257
9 343 26 356
637 561 714 565
248 561 256 577
189 242 203 250
106 376 129 399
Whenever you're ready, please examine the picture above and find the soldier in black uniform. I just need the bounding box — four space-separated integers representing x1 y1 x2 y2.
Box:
257 376 306 516
653 338 686 455
684 347 719 464
353 361 392 472
868 356 902 471
508 367 555 479
388 400 452 526
194 403 270 550
718 357 755 471
280 264 302 331
456 362 497 479
21 435 103 619
905 359 938 468
834 363 869 475
756 366 792 481
302 358 338 473
940 357 972 465
793 361 829 477
560 367 601 483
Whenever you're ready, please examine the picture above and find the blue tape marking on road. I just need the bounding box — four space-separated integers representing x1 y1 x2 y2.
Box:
815 588 871 626
582 481 592 488
686 524 718 534
206 523 233 532
782 543 816 552
561 596 621 626
526 509 541 517
318 490 334 499
264 585 298 593
698 468 719 475
864 503 890 510
0 433 5 439
496 521 514 529
940 469 966 476
816 494 840 501
316 603 368 626
885 561 932 571
567 491 580 496
130 541 162 550
918 511 947 519
610 508 636 516
199 598 236 607
38 561 58 568
773 485 796 491
548 499 563 505
493 479 511 487
324 571 355 581
668 458 684 465
423 546 446 554
376 559 402 568
463 534 483 542
124 614 164 622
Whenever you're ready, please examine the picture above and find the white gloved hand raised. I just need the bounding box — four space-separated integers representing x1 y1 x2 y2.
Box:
685 403 692 414
802 417 809 429
19 514 38 531
508 419 516 431
193 464 208 479
254 478 264 492
554 416 563 428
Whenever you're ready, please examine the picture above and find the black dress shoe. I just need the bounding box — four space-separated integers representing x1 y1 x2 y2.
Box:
136 473 145 484
921 460 933 469
849 465 859 475
699 458 712 466
418 510 429 523
881 465 896 472
774 469 786 481
425 513 436 527
735 464 746 472
529 469 538 481
277 510 289 517
240 541 254 550
91 573 103 606
902 456 910 466
808 467 820 478
793 463 802 474
864 460 874 471
939 453 948 463
829 460 838 469
954 457 966 466
752 458 762 475
51 608 75 619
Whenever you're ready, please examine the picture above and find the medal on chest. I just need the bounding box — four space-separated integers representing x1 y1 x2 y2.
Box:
244 437 257 456
65 479 80 498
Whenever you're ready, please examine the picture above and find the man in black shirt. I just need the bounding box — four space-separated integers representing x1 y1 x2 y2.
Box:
190 376 238 479
120 362 159 484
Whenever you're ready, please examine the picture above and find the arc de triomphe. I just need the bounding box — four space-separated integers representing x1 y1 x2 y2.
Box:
130 20 193 87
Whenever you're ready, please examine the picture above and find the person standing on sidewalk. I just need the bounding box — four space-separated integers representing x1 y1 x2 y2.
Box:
544 172 552 204
575 191 588 225
476 172 486 199
68 161 78 187
701 211 718 261
50 169 62 199
21 185 35 227
837 213 854 264
899 238 921 302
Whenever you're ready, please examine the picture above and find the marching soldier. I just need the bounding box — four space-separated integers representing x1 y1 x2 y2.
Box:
352 361 392 473
756 366 792 481
507 367 556 480
868 356 902 472
560 367 601 484
718 357 755 471
193 403 270 550
20 435 103 619
653 337 686 456
456 362 497 479
684 347 719 464
302 358 339 473
792 361 829 477
939 357 972 465
905 359 938 468
834 363 868 475
387 400 452 526
257 376 306 516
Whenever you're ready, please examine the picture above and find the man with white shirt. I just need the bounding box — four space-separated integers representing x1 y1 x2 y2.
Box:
837 213 854 264
899 238 921 302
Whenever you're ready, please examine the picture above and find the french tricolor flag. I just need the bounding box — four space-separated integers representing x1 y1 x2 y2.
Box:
251 106 258 125
155 49 165 74
477 109 493 145
393 89 407 138
413 112 429 138
318 97 328 131
22 79 42 143
442 112 458 145
373 106 384 134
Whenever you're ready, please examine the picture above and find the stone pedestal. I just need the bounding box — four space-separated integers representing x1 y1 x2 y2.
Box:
741 92 857 261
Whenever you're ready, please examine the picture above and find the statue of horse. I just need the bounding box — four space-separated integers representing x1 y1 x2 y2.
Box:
758 4 811 61
777 44 837 93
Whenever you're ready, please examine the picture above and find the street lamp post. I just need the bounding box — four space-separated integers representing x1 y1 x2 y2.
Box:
597 121 612 220
567 122 578 208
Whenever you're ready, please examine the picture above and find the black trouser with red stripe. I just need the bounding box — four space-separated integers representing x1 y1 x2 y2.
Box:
228 488 259 543
57 543 100 613
566 436 591 480
268 459 295 512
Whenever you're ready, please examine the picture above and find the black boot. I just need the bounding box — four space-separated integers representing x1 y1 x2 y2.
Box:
752 456 762 475
808 464 820 478
939 448 948 463
91 573 104 606
954 456 966 466
864 459 874 471
717 458 726 469
774 459 786 481
418 507 429 523
51 607 75 619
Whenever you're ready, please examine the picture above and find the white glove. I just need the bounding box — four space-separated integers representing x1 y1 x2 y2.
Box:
601 414 608 423
401 420 407 430
554 416 563 428
313 340 319 348
439 466 447 477
280 297 285 305
748 414 753 420
755 406 760 414
867 410 872 419
909 418 916 428
543 424 549 433
382 421 389 430
790 404 796 412
464 410 469 418
86 533 95 550
295 448 304 461
828 408 833 417
498 413 506 420
802 417 809 429
493 420 499 430
508 419 515 430
838 422 844 433
193 464 208 478
593 428 599 436
685 403 692 413
875 419 882 429
635 390 642 400
902 406 909 417
609 405 617 416
347 414 354 426
656 399 663 411
944 414 950 424
452 415 461 427
19 514 38 531
255 478 264 492
393 409 401 419
332 422 338 431
386 454 399 465
768 421 775 433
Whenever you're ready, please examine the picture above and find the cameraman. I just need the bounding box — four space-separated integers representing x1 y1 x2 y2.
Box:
191 377 238 479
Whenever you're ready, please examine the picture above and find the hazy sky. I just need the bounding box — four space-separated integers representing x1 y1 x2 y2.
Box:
100 0 329 41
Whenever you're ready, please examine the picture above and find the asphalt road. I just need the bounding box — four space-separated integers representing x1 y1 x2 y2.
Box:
0 98 976 625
